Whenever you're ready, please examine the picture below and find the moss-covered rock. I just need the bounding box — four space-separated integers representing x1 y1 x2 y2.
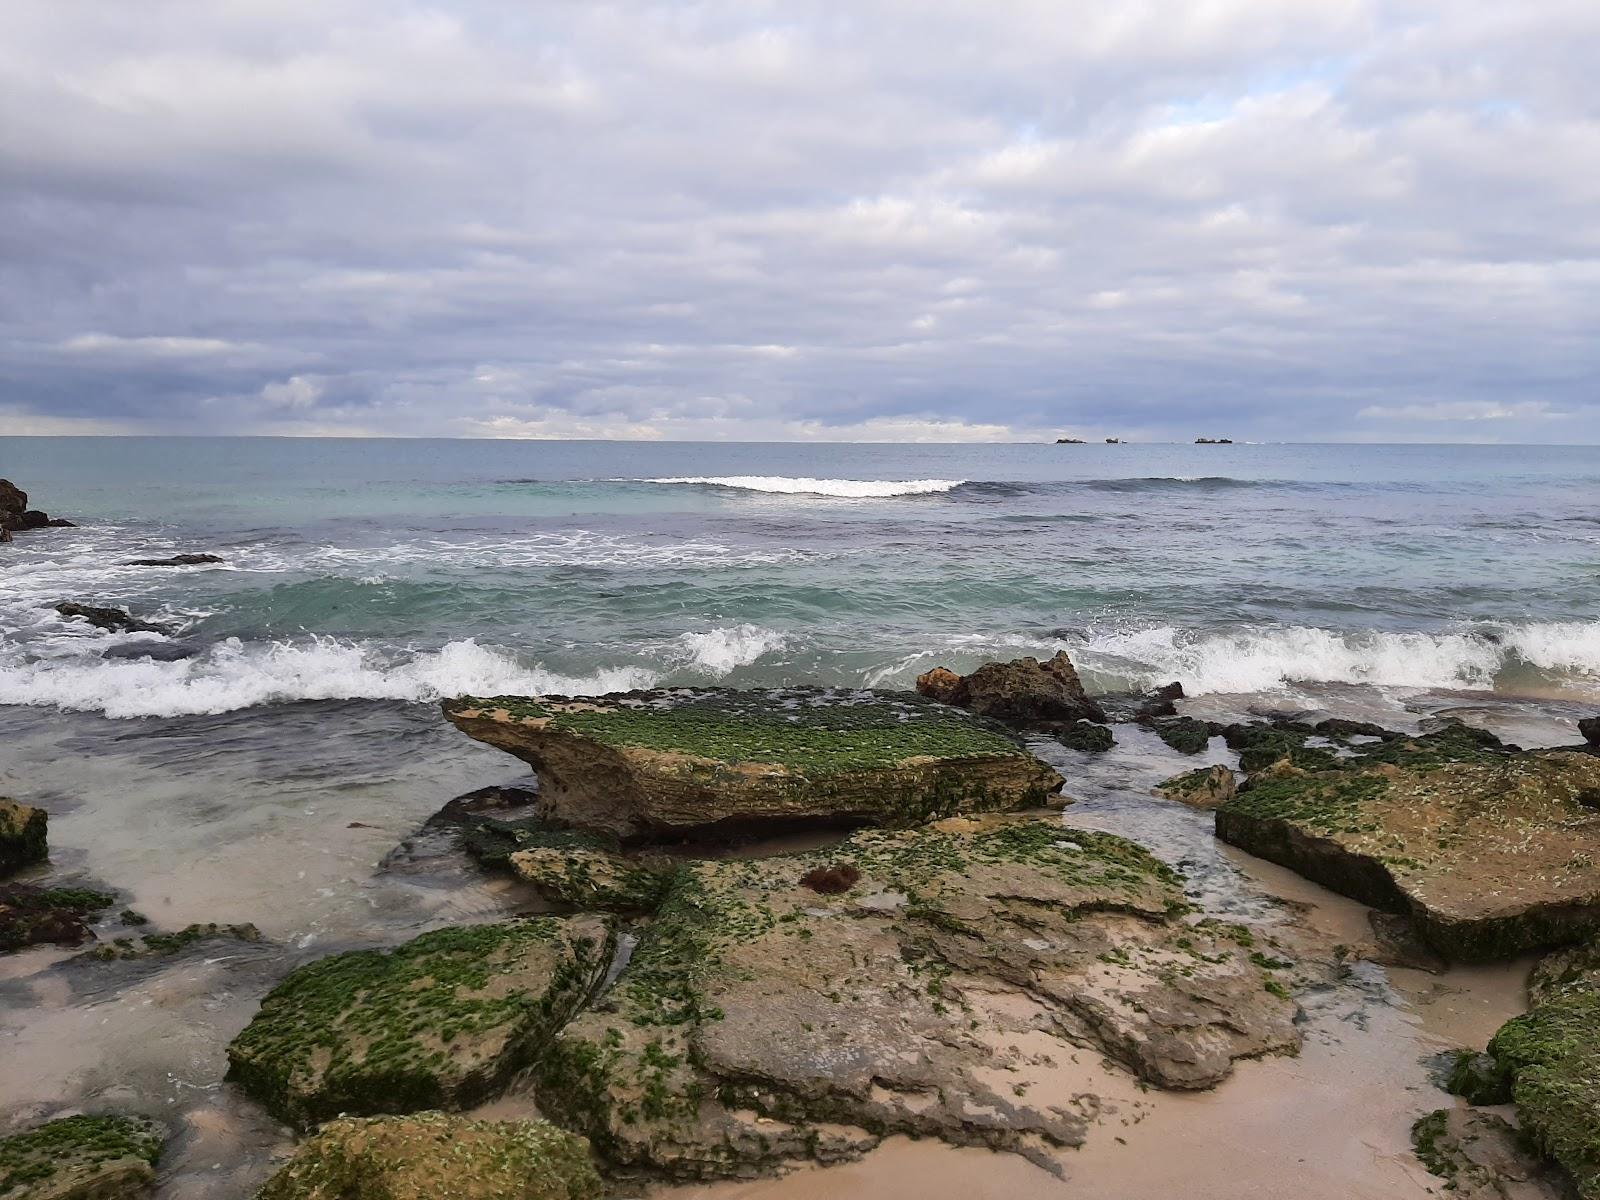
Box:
1057 721 1114 753
1154 764 1236 809
1411 1107 1563 1200
534 815 1298 1180
82 922 262 961
254 1113 601 1200
0 1114 164 1199
509 845 673 913
1148 716 1218 755
1216 725 1600 960
0 884 115 954
227 917 612 1128
0 799 47 878
442 689 1065 840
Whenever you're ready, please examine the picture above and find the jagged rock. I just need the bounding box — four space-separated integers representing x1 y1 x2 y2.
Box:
1135 681 1185 720
442 689 1065 841
1411 1108 1565 1200
1154 764 1236 809
0 480 71 533
0 1114 165 1200
0 884 115 953
255 1113 602 1200
1216 724 1600 960
0 798 47 877
0 479 25 514
532 815 1298 1180
54 603 170 636
915 652 1106 726
1581 716 1600 746
227 916 611 1128
121 554 223 566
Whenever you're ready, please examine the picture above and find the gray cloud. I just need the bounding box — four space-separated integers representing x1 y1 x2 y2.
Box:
1 1 1596 441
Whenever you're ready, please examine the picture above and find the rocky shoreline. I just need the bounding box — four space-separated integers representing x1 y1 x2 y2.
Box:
2 646 1599 1199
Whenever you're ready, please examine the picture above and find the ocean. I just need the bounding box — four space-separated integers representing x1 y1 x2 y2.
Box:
1 437 1598 1198
3 437 1598 718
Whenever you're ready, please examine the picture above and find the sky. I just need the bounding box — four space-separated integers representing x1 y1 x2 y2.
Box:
2 1 1597 442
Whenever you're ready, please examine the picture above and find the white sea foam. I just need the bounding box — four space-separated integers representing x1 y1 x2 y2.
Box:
1077 623 1600 695
638 476 964 498
675 624 786 676
0 637 660 719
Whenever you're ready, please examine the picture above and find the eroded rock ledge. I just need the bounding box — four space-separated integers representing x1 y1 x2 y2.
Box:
442 688 1066 840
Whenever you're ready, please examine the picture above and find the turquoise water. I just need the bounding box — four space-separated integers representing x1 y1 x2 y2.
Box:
2 437 1598 717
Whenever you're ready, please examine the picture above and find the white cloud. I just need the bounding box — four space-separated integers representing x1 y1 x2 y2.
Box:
1358 400 1570 422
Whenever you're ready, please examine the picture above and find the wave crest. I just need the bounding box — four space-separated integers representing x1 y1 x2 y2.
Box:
637 476 964 498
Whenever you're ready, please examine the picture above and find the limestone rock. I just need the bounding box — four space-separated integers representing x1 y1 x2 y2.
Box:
442 689 1064 840
227 916 612 1128
0 1114 164 1200
1154 764 1237 809
255 1114 601 1200
533 815 1298 1180
1216 724 1600 960
510 843 673 912
1412 1108 1568 1200
0 884 114 953
0 798 47 877
915 652 1106 725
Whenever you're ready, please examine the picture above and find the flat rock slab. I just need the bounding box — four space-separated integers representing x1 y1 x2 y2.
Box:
443 688 1065 839
227 916 611 1128
532 815 1298 1180
0 884 115 954
256 1114 601 1200
0 1114 164 1200
1216 725 1600 960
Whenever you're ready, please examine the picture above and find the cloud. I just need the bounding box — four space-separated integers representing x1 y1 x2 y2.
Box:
0 1 1597 441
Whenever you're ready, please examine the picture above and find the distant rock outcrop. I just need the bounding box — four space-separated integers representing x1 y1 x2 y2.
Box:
0 478 74 533
1195 437 1234 444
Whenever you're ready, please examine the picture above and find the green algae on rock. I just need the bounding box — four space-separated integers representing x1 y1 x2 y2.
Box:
1154 764 1236 809
1216 725 1600 961
0 1114 164 1200
255 1113 601 1200
0 884 115 954
0 799 47 877
227 916 612 1128
83 921 262 961
442 688 1065 839
1411 1107 1564 1200
532 814 1298 1181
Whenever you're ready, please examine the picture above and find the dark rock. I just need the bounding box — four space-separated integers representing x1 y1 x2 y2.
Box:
1581 716 1600 746
122 554 223 566
1058 720 1114 752
0 478 25 513
915 651 1106 726
0 883 116 953
1135 681 1185 720
83 921 262 961
1150 716 1218 754
99 640 197 662
1445 1050 1512 1106
55 603 171 635
0 527 10 544
799 863 861 894
0 797 48 877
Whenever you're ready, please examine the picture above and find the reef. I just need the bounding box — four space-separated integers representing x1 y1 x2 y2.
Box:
442 688 1064 840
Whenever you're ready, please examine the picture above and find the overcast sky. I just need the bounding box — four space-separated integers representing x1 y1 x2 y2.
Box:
2 2 1597 442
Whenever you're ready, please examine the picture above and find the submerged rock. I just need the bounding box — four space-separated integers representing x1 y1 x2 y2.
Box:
1154 764 1237 809
0 884 115 953
914 652 1107 726
1216 724 1600 960
1149 716 1218 755
1058 720 1114 753
442 689 1064 840
0 798 47 877
0 1114 165 1199
255 1113 601 1200
227 916 611 1128
121 553 223 566
54 603 170 636
1411 1108 1564 1200
532 814 1298 1180
83 921 262 961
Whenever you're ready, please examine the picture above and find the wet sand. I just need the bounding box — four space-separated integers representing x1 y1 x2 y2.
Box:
0 686 1569 1197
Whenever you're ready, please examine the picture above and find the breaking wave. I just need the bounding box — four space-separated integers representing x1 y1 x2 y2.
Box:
674 624 787 676
636 476 965 498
